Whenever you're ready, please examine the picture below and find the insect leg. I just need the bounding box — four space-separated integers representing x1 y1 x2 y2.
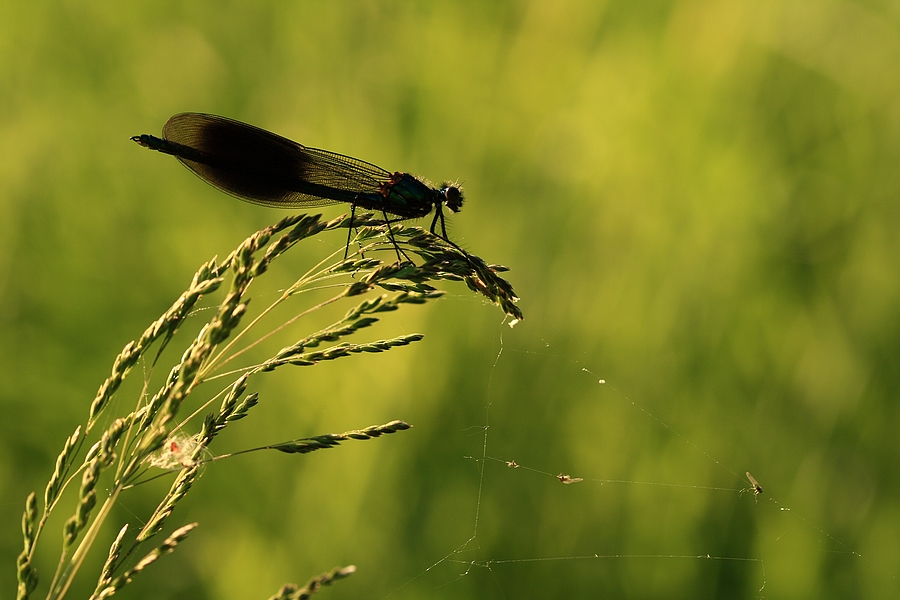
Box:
344 204 357 260
382 209 411 263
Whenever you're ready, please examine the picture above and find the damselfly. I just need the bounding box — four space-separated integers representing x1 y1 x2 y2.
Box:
132 113 464 260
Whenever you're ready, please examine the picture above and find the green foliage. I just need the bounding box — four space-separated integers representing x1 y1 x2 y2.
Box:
3 1 900 598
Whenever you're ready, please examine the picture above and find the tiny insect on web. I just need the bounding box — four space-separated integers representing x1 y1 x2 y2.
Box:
745 472 763 497
131 113 466 263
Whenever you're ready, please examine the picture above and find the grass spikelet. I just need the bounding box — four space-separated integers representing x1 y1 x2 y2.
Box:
44 427 82 509
20 212 521 599
91 525 128 598
16 493 38 600
92 524 197 599
268 565 357 600
271 420 412 455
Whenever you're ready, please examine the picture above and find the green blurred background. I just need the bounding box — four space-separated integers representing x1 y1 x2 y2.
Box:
2 1 900 598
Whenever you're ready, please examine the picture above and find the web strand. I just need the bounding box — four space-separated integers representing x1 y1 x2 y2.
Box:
385 331 887 598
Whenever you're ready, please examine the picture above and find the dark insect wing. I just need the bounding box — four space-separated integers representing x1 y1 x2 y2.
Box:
161 113 393 208
298 145 394 192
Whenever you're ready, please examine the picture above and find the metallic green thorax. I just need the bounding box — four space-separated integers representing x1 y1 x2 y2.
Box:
355 172 445 219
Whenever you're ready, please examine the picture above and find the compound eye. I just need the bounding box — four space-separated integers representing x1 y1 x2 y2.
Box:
442 185 464 212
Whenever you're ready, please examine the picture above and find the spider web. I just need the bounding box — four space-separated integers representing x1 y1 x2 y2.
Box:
379 326 888 599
